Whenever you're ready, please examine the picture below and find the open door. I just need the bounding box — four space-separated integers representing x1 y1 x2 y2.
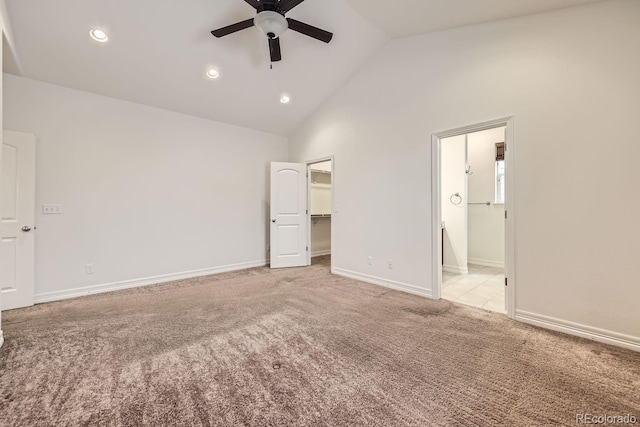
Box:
270 162 309 269
1 131 36 311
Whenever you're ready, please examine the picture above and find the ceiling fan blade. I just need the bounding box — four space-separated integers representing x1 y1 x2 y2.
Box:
244 0 261 9
269 37 282 62
277 0 306 13
287 19 333 43
211 18 255 38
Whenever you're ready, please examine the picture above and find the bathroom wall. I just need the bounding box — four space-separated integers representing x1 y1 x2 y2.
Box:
467 127 506 267
441 135 467 274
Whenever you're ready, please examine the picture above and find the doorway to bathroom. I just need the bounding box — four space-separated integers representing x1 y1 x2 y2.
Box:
431 117 515 318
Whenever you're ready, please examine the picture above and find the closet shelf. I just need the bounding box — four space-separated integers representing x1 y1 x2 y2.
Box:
311 214 331 218
310 169 331 175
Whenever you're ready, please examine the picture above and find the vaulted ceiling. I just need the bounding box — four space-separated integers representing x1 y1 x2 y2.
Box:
3 0 607 135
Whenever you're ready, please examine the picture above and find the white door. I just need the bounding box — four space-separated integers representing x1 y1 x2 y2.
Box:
270 162 309 269
1 131 36 311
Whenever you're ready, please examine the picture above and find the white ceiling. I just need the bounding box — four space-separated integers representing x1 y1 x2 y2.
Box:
345 0 608 38
4 0 608 135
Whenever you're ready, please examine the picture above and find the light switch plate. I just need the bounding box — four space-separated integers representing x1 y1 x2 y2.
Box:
42 204 62 214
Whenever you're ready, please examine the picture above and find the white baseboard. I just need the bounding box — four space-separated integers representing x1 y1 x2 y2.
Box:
34 259 267 304
468 258 504 269
443 265 468 275
333 267 432 299
311 250 331 258
516 310 640 352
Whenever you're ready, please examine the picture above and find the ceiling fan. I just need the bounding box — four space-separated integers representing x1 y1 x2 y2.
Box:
211 0 333 64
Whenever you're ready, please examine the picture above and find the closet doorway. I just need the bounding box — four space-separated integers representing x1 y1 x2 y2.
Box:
431 117 515 318
307 158 333 267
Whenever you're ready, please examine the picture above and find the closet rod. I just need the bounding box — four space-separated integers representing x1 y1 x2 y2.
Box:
469 202 491 206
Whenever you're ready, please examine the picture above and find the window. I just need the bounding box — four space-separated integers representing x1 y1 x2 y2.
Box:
495 160 505 204
495 142 505 204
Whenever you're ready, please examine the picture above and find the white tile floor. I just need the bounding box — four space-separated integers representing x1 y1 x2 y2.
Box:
442 264 505 314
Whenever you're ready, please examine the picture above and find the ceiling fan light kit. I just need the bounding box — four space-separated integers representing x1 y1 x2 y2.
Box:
254 11 288 39
211 0 333 64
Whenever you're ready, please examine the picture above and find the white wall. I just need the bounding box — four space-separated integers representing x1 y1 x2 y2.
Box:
441 135 467 274
3 74 288 300
0 3 5 347
467 127 505 268
310 219 331 256
312 160 332 173
289 0 640 343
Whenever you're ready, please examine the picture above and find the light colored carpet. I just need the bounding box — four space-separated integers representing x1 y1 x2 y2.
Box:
0 256 638 426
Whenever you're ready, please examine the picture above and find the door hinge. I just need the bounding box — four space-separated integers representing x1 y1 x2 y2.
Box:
505 278 508 287
306 209 308 215
306 246 308 252
505 211 508 219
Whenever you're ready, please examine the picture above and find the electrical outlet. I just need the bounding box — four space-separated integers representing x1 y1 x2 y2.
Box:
367 256 373 265
388 260 394 269
85 263 95 275
42 204 62 214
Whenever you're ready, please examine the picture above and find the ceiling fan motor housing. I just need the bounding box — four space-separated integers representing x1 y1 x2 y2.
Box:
254 11 288 38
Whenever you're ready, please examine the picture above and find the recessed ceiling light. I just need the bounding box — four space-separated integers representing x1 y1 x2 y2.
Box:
206 68 220 79
280 94 291 104
89 28 109 43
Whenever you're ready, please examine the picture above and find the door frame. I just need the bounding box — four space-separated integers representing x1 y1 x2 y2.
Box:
306 156 334 272
431 117 516 318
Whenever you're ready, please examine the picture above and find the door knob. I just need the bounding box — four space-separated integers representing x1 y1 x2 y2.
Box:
21 226 32 232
